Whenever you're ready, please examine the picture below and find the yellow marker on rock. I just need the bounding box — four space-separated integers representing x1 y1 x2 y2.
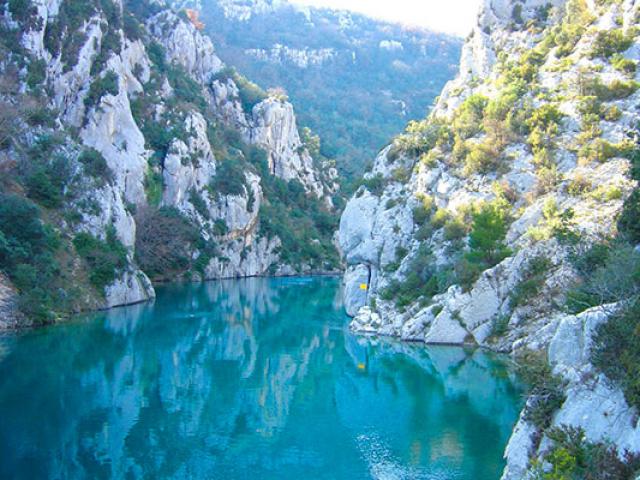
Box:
360 284 368 291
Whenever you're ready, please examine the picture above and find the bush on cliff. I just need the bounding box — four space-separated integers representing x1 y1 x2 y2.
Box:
532 425 640 480
0 194 63 322
592 300 640 411
73 227 128 292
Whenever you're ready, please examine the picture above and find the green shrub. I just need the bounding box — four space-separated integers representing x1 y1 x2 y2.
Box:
452 200 512 290
213 67 267 113
212 219 228 236
188 189 210 219
412 204 431 225
394 119 450 157
533 426 640 480
359 174 386 196
431 208 450 229
0 195 68 321
78 148 113 185
391 166 410 183
144 169 163 207
512 3 523 24
511 256 552 308
452 94 488 140
209 158 247 197
465 202 512 269
528 199 577 243
491 314 510 338
590 28 634 58
26 58 47 88
567 174 592 196
73 228 127 292
25 167 63 208
566 241 640 314
582 77 640 101
612 54 637 75
579 138 634 164
84 71 119 110
382 245 455 309
167 65 206 109
592 301 640 411
618 190 640 243
464 140 502 176
123 12 144 41
23 145 73 209
516 350 566 430
443 217 468 241
147 42 167 72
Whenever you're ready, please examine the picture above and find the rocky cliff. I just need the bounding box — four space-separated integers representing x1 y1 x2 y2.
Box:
340 0 640 476
0 0 339 326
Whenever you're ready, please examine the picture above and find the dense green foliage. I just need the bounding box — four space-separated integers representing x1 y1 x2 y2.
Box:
84 71 119 110
73 229 128 292
209 156 248 197
457 201 512 289
255 152 339 270
590 28 635 59
205 123 340 272
78 148 113 185
592 301 640 411
0 194 63 322
618 146 640 242
533 426 640 480
200 2 461 179
567 241 640 313
21 134 72 209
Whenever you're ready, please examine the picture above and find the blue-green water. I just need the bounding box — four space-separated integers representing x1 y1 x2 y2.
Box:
0 277 522 480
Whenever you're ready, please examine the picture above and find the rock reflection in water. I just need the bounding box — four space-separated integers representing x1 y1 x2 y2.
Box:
0 277 522 480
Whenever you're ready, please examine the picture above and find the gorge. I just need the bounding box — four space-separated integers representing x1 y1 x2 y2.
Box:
1 0 640 478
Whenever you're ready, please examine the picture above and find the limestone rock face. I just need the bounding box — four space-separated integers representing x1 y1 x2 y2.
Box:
3 0 337 325
147 10 223 84
500 306 640 479
105 270 156 309
338 191 380 265
81 82 148 207
211 80 337 203
343 265 371 316
339 0 640 348
249 99 326 198
162 113 217 210
0 274 24 330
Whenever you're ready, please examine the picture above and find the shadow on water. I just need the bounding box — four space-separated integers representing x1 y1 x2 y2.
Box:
0 277 523 480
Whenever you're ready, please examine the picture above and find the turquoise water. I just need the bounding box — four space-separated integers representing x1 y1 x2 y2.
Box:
0 277 522 480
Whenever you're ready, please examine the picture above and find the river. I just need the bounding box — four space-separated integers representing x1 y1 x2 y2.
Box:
0 276 523 479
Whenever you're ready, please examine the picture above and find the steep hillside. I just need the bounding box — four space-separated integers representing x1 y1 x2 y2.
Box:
339 0 640 477
178 0 462 179
0 0 340 327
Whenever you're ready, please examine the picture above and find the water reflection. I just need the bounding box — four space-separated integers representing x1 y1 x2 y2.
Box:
0 277 522 480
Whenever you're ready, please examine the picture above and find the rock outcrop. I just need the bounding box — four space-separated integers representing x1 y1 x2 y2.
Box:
341 0 639 345
0 274 23 330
